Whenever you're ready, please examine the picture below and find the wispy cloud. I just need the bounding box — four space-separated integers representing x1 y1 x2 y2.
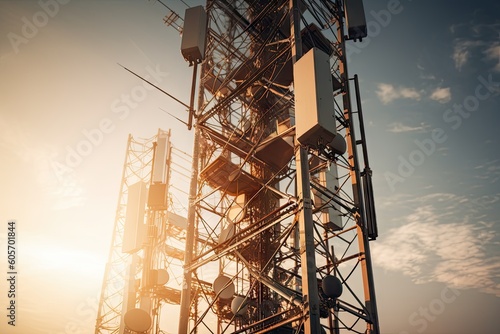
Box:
474 159 500 184
387 122 430 133
416 62 437 81
450 21 500 72
484 43 500 72
451 40 480 71
429 87 452 103
373 193 500 296
376 83 421 104
420 73 436 80
449 23 464 35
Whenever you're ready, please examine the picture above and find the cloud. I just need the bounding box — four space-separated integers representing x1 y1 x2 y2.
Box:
399 87 421 100
429 87 451 103
419 73 436 80
474 160 500 184
373 193 500 296
452 45 469 71
449 23 464 34
452 40 485 71
387 122 429 133
376 83 399 104
484 43 500 72
450 21 500 72
416 61 437 80
376 83 421 104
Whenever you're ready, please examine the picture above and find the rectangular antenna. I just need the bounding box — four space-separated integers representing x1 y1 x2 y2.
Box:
344 0 368 41
181 6 207 64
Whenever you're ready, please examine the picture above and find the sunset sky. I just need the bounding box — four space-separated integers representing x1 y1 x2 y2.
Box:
0 1 499 334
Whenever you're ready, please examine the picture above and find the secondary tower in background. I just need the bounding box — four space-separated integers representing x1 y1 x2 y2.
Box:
95 129 189 334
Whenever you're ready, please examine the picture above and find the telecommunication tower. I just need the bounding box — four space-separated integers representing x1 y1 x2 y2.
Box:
175 0 380 333
95 129 189 334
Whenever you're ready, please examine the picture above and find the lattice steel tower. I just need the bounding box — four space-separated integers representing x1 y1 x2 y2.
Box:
174 0 379 333
95 129 189 334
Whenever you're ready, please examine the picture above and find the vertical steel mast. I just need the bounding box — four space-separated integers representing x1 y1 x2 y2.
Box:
178 0 380 333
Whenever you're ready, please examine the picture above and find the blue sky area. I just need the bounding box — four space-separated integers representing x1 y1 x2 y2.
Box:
0 1 499 334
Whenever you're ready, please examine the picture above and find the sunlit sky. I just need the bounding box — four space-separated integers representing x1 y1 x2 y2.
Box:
0 1 499 334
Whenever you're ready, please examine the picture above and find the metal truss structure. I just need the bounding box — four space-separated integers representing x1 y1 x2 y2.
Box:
177 1 380 333
95 129 189 334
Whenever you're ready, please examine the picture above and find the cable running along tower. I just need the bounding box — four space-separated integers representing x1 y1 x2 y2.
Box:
176 0 380 333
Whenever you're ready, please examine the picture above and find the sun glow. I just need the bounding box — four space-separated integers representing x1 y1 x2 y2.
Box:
24 238 106 277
